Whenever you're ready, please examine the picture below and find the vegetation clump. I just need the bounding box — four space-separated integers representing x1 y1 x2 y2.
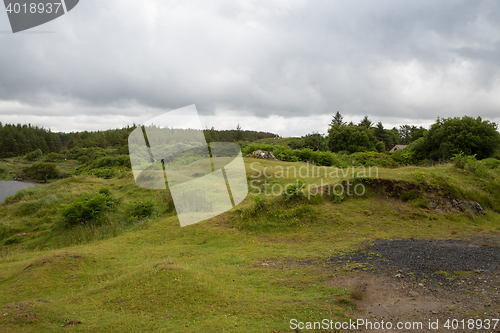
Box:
127 200 158 220
60 187 121 226
25 148 43 161
20 162 60 182
414 116 500 161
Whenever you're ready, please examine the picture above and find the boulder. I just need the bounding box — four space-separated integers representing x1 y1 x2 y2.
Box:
245 150 278 161
430 198 486 215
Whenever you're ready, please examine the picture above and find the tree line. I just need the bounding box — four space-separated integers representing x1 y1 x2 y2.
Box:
0 122 276 158
1 113 499 163
0 123 62 158
290 112 500 161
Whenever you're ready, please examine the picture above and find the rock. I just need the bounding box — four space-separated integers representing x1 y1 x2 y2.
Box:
245 150 278 161
456 200 486 215
62 320 81 327
433 199 485 215
409 291 419 297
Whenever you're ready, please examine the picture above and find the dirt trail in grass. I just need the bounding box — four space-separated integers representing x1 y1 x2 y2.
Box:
257 234 500 332
325 235 500 332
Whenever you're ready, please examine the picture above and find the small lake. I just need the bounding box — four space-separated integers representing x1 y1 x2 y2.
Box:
0 181 43 203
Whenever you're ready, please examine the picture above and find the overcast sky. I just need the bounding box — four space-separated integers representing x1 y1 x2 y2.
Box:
1 0 499 136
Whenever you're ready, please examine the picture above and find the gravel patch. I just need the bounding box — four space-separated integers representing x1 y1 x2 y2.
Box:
324 238 500 282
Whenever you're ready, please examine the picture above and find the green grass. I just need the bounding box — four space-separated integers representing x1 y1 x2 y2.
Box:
0 158 499 331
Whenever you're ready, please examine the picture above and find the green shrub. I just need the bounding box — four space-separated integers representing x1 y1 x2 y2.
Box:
400 190 421 202
60 188 120 226
91 168 116 179
328 125 380 153
350 152 398 167
451 153 488 177
236 203 319 231
375 141 385 153
25 149 43 161
242 143 346 166
481 158 500 169
284 179 306 201
94 155 131 168
77 156 89 164
45 152 65 161
21 162 60 182
239 195 269 219
390 147 416 165
415 198 429 209
127 200 158 220
415 116 500 160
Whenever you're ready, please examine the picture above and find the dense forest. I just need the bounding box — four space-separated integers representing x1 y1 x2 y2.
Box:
0 123 277 158
0 123 62 158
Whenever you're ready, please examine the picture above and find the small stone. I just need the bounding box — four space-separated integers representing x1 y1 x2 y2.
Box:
62 320 81 327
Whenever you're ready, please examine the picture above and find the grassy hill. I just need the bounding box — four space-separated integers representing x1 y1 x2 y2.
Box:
0 157 499 332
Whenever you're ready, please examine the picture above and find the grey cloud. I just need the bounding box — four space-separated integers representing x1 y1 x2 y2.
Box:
0 0 499 134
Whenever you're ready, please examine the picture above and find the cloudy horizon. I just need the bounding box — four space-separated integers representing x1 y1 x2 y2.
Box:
1 0 499 136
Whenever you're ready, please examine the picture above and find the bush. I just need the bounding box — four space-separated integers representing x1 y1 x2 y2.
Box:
25 149 43 161
242 143 346 166
91 168 116 179
390 148 415 165
94 155 131 168
127 200 158 220
328 125 380 153
415 116 500 160
21 162 60 182
60 188 120 226
77 156 89 164
451 153 488 177
284 179 306 201
481 158 500 169
45 152 65 161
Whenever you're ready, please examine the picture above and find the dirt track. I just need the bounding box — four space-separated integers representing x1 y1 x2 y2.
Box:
324 234 500 332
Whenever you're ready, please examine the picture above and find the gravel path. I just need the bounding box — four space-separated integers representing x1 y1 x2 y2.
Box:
370 239 500 274
323 237 500 282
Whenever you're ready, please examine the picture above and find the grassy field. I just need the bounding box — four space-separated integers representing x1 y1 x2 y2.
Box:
0 157 499 332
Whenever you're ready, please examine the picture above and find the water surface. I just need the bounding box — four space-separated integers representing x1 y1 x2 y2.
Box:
0 181 42 203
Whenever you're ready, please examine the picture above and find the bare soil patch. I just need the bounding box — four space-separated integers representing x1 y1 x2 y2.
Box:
324 237 500 332
257 235 500 332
